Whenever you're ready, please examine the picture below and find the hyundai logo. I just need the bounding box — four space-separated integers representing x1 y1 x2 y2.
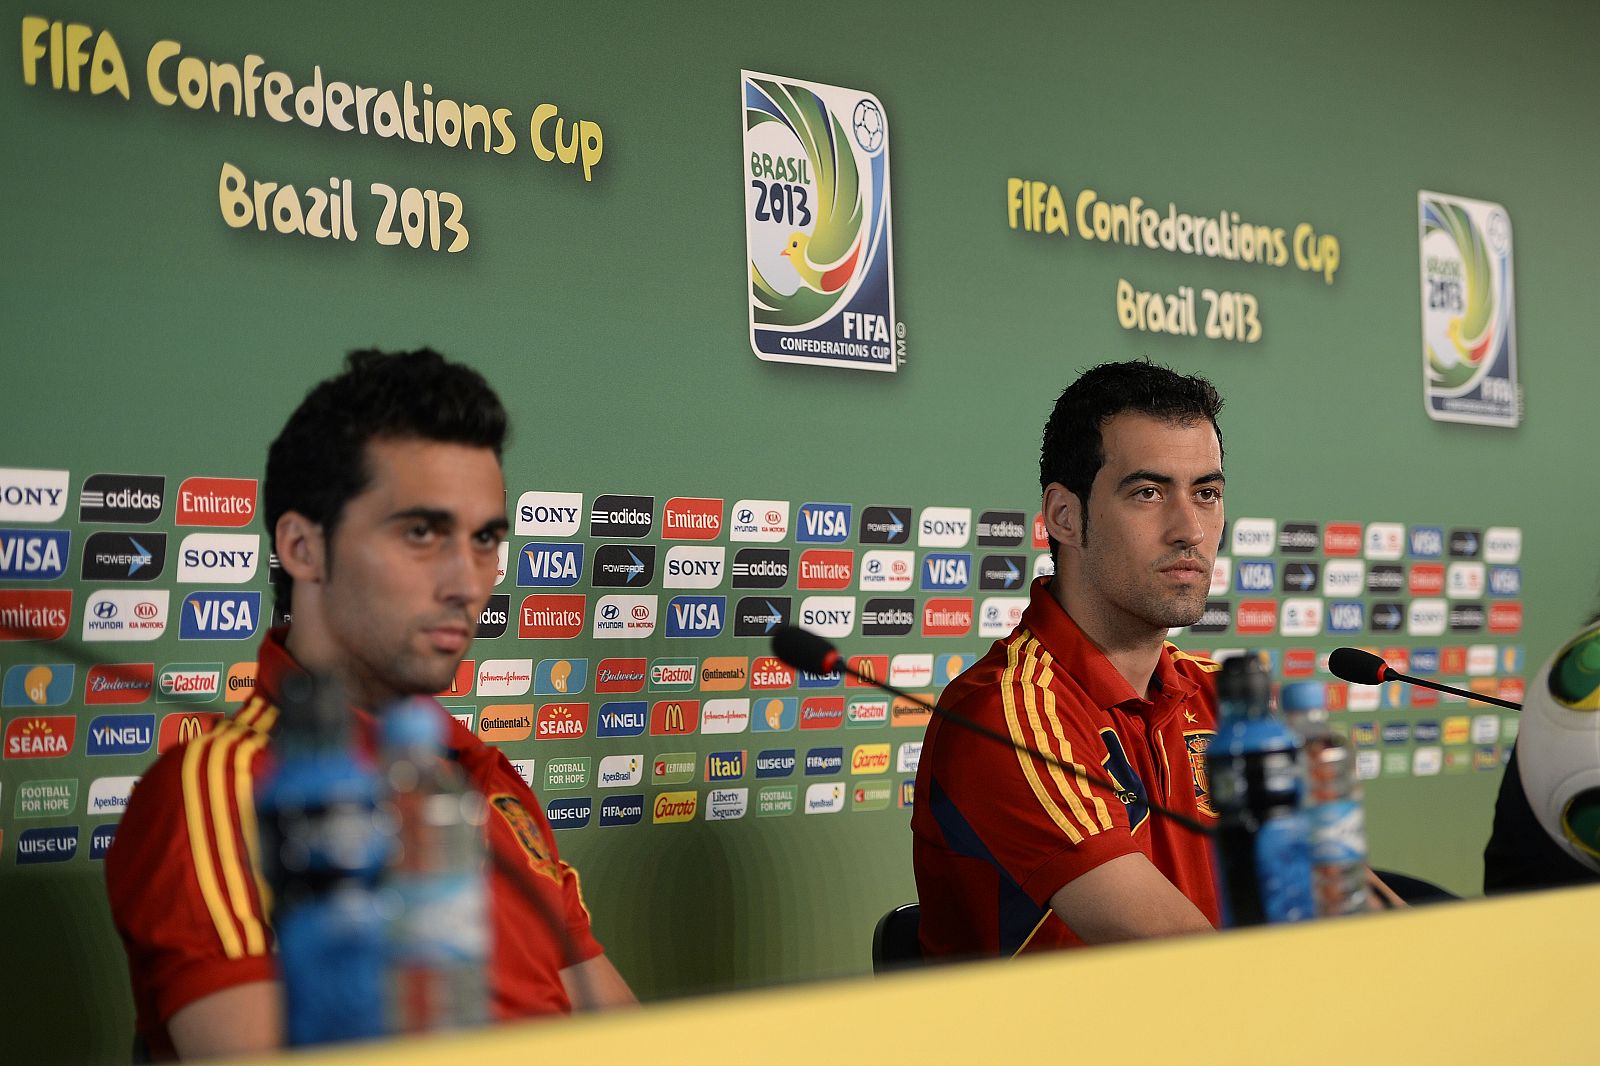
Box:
601 604 620 620
737 508 754 523
94 600 118 619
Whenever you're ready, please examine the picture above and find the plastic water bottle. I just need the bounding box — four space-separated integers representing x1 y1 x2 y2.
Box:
1206 654 1314 926
257 674 389 1046
379 698 489 1033
1281 680 1369 916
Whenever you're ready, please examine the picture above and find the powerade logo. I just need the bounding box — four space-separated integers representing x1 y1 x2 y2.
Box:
518 542 583 586
87 713 155 756
796 503 851 543
593 544 658 588
858 506 910 544
978 554 1025 591
805 746 844 775
179 591 260 640
2 663 74 707
1281 562 1319 593
1449 529 1482 558
599 794 644 827
1235 561 1275 592
588 494 655 539
665 595 726 638
17 825 79 864
731 548 789 588
735 596 791 637
545 797 592 830
79 473 164 524
596 701 647 738
756 748 796 777
921 553 970 591
0 529 69 580
1370 602 1405 632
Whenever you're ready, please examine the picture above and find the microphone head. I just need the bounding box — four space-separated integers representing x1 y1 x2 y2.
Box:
1329 647 1390 686
771 625 839 675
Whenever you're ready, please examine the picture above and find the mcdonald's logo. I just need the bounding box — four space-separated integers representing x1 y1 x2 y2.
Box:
157 711 224 752
846 654 887 688
649 699 700 736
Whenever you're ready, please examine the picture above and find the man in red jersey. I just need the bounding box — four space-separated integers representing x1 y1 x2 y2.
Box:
107 350 633 1060
913 359 1227 957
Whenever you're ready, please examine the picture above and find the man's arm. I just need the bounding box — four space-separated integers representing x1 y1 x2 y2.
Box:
1047 853 1216 945
166 980 283 1060
559 953 637 1010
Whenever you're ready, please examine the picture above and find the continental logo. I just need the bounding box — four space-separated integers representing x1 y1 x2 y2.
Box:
698 656 748 691
850 743 890 774
652 790 698 824
891 694 932 728
479 705 535 742
224 662 257 703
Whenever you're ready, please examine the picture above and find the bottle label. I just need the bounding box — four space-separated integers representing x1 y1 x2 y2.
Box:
1254 814 1315 923
1310 800 1367 865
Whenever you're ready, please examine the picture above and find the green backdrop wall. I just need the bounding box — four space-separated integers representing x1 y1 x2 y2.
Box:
4 2 1598 1062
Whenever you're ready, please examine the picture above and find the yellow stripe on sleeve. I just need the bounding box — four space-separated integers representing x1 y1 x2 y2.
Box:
181 733 245 959
207 721 269 956
1032 645 1114 831
233 725 274 930
999 633 1084 845
1017 640 1105 838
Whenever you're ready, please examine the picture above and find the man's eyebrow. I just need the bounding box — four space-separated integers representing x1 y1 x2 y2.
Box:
386 507 454 525
1116 469 1226 490
479 516 510 536
1194 471 1226 486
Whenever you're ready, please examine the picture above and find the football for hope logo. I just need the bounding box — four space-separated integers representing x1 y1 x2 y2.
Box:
744 71 896 372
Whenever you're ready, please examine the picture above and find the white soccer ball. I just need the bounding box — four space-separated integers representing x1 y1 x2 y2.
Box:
1518 621 1600 872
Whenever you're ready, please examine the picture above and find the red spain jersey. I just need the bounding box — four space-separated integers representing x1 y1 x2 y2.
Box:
912 578 1221 957
105 628 603 1060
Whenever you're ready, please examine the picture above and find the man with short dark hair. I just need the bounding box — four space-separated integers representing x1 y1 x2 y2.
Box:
913 359 1226 956
107 349 633 1061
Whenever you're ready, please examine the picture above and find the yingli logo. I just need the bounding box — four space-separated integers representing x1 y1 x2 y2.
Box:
175 477 257 527
662 497 723 540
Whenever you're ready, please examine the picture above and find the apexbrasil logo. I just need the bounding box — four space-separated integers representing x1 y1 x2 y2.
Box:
743 70 897 373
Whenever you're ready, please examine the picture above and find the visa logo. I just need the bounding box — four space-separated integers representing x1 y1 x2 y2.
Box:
796 503 851 543
518 542 582 586
179 591 261 640
1326 601 1364 633
665 595 725 638
1488 566 1521 596
921 553 970 591
595 701 647 738
0 529 70 581
1410 648 1440 674
1235 561 1275 592
1409 526 1444 558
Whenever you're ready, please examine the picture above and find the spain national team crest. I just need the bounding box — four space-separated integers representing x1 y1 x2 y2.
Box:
1418 191 1518 427
490 793 562 885
742 70 897 372
1185 731 1217 817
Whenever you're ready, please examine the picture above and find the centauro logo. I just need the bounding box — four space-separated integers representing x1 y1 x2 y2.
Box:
744 71 896 373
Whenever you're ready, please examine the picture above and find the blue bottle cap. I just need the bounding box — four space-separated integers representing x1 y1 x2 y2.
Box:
1280 681 1325 712
380 698 446 749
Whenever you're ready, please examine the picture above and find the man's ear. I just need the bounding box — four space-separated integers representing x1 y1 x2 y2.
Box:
1041 482 1085 550
274 511 327 586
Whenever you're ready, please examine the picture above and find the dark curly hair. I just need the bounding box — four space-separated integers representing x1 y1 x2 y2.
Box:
1039 359 1223 553
264 348 508 610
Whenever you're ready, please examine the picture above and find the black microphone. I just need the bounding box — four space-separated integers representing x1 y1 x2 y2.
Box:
769 625 1215 837
1328 646 1522 711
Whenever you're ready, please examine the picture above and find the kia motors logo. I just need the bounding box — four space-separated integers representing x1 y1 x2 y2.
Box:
592 595 657 639
1364 522 1404 560
729 499 789 542
662 497 723 541
515 490 583 537
176 477 257 527
588 494 654 539
978 597 1026 638
82 590 167 642
0 467 69 523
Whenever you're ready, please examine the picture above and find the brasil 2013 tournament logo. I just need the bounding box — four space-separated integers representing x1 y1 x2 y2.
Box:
1418 191 1519 427
743 70 897 373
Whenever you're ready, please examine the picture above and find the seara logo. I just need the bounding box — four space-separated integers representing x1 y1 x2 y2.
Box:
4 715 76 758
743 71 896 373
534 703 588 741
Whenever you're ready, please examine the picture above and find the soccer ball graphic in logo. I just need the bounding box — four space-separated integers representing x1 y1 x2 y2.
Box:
852 99 883 152
1517 621 1600 872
